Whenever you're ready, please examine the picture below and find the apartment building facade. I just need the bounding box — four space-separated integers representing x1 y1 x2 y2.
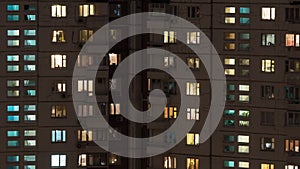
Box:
0 0 299 169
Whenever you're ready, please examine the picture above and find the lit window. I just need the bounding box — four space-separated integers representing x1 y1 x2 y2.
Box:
187 133 200 145
7 156 20 163
7 90 20 97
7 105 19 112
51 154 67 167
24 130 36 137
7 55 19 62
238 145 249 153
78 153 107 167
224 145 234 153
25 15 36 21
110 4 121 17
78 130 93 142
224 135 235 142
187 32 200 44
24 30 36 36
240 33 250 40
238 135 249 143
8 140 19 147
8 40 19 46
24 40 36 46
240 17 250 24
187 108 199 120
164 107 177 119
24 80 36 87
224 43 235 50
24 89 36 96
24 140 36 146
51 105 67 118
239 110 249 117
51 5 67 18
286 59 300 72
224 160 235 168
7 15 19 21
52 130 66 143
109 154 121 165
225 7 235 14
285 139 300 153
79 4 95 17
261 85 275 99
164 156 176 169
164 56 175 67
77 55 93 67
51 54 67 68
52 30 66 43
109 53 121 65
77 104 93 117
239 59 250 66
79 30 93 43
24 54 36 61
285 165 300 169
24 105 36 112
261 137 275 151
187 57 200 69
55 82 66 93
77 79 93 96
261 163 274 169
7 30 19 36
224 58 235 65
261 59 275 72
188 6 200 18
240 7 250 14
262 34 275 46
7 4 19 11
24 155 36 162
110 103 120 115
24 165 35 169
225 69 235 76
186 158 199 169
186 82 200 95
262 7 276 20
224 109 235 116
239 120 250 127
239 95 250 102
24 65 36 71
239 85 249 91
7 80 19 87
224 33 235 40
164 31 176 44
286 34 300 47
24 5 36 11
239 161 250 168
224 120 234 126
225 17 235 24
24 115 36 122
7 130 19 137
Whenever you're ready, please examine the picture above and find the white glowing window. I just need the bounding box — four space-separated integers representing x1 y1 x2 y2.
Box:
187 32 200 44
262 59 275 72
186 82 200 96
77 80 93 96
224 58 235 65
262 7 275 20
225 7 236 14
51 5 67 17
51 154 66 167
51 54 67 68
52 30 65 42
239 85 249 91
238 135 249 143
